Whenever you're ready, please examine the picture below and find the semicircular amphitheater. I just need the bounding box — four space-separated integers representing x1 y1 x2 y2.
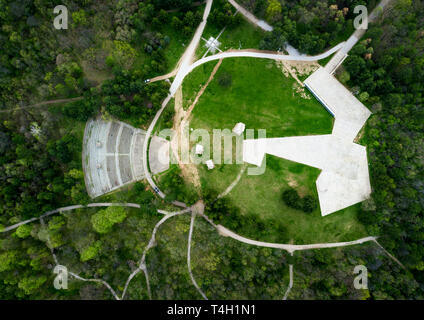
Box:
82 119 169 198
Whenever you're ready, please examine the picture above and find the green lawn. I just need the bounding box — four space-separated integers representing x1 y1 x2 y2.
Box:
186 57 367 243
190 58 333 138
182 61 218 110
196 19 266 59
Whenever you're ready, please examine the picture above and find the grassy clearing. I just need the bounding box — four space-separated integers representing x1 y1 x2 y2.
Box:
190 58 333 138
182 61 218 110
196 18 266 59
186 57 366 243
226 155 366 243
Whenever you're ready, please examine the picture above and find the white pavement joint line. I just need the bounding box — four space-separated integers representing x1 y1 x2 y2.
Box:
129 126 136 179
1 203 141 233
373 239 407 271
115 123 124 186
187 211 208 300
283 264 293 300
217 164 247 199
68 272 120 300
105 121 113 190
121 208 191 300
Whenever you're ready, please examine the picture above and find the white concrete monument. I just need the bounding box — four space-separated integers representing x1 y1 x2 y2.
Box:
195 144 204 155
232 122 246 136
205 160 215 170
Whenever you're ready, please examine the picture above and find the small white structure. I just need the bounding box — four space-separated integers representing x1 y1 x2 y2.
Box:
205 37 221 54
205 160 215 170
96 141 102 148
232 122 246 136
195 144 204 155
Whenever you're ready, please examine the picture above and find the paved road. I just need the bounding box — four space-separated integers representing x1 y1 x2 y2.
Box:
142 0 213 200
170 42 346 95
325 0 393 73
227 0 273 31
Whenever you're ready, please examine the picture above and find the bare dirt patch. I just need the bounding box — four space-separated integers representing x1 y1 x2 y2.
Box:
171 86 202 191
185 59 223 122
276 60 320 99
286 173 307 197
171 60 224 192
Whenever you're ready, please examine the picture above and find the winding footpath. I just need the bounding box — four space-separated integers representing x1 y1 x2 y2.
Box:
0 97 83 113
120 207 192 299
216 224 378 254
1 203 141 233
187 211 208 300
227 0 273 31
283 264 293 300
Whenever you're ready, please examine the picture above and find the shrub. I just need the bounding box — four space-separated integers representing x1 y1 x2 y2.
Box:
217 72 232 88
91 207 127 234
302 195 318 213
282 188 301 209
283 189 318 213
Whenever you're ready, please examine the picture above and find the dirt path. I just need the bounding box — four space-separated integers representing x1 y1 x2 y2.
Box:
217 163 247 199
0 97 83 113
1 202 141 233
187 210 208 299
149 70 178 83
121 207 191 299
215 223 378 254
282 264 293 300
142 0 213 199
171 86 202 190
184 59 223 121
